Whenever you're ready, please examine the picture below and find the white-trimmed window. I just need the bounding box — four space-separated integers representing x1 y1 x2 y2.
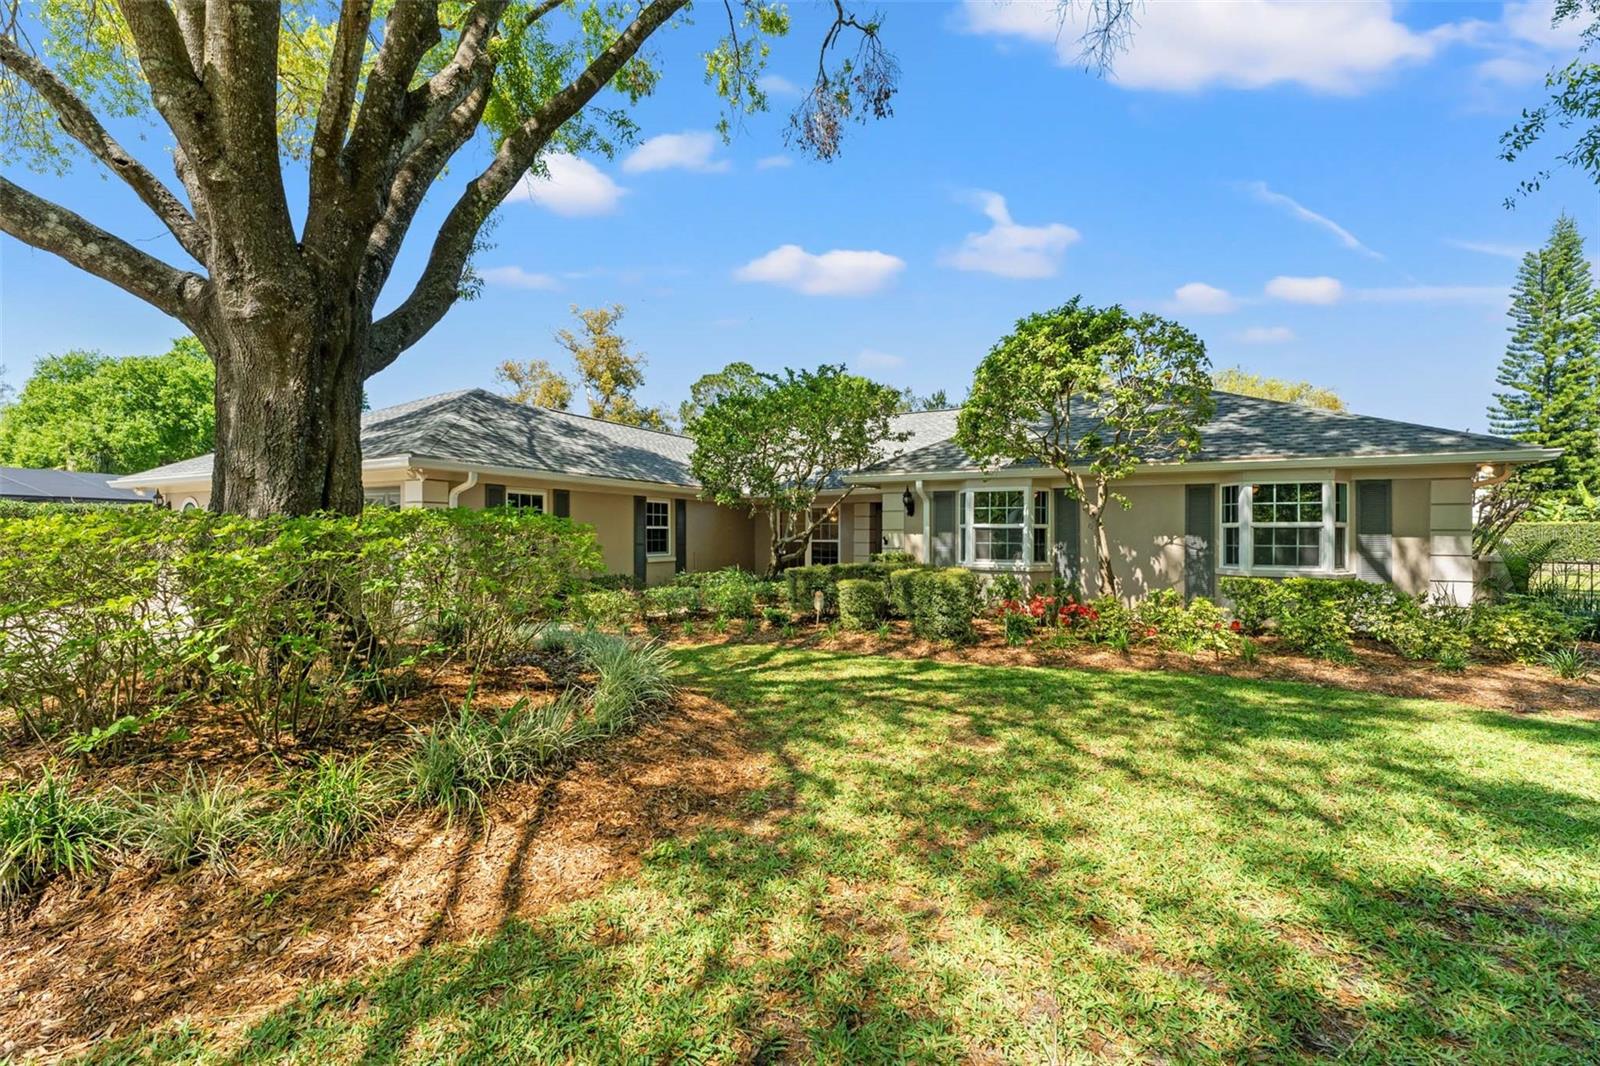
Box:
364 487 402 510
1031 490 1050 564
645 499 671 556
970 489 1026 564
1221 480 1351 574
506 490 545 513
809 507 840 566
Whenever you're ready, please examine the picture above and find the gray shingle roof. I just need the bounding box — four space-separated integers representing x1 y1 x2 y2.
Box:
119 389 698 488
0 466 149 503
864 391 1549 474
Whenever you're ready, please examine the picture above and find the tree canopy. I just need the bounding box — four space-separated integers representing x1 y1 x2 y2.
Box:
495 357 574 411
1214 367 1344 411
0 337 215 474
687 363 904 572
1488 213 1599 501
1501 0 1600 202
955 298 1214 596
495 304 668 426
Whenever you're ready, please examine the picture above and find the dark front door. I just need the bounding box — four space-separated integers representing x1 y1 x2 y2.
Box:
1184 484 1216 600
868 501 883 558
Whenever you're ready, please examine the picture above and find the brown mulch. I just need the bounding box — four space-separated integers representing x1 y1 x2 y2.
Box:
0 690 773 1061
667 620 1600 719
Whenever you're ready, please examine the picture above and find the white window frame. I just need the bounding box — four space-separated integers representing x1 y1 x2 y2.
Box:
1218 478 1352 576
960 484 1034 569
364 487 402 510
505 489 545 513
807 505 840 566
644 498 672 558
1031 489 1051 564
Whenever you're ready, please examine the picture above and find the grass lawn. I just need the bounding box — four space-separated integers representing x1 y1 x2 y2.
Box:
91 646 1599 1064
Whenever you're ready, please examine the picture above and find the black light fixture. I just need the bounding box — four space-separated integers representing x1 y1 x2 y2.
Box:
901 485 916 517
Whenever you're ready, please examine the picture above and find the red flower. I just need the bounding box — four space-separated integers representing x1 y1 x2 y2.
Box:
1229 619 1243 632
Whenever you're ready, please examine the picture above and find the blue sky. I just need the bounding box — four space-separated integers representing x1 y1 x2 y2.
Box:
2 0 1596 433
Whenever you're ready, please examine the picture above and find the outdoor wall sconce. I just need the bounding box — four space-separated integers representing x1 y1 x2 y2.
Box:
902 486 916 517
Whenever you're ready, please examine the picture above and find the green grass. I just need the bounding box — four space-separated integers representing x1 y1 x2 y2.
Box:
88 647 1600 1063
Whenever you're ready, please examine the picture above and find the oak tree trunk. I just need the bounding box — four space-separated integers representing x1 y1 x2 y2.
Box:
207 276 366 517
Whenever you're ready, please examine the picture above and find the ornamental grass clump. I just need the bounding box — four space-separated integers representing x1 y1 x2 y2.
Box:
121 769 257 874
0 766 120 906
264 754 388 856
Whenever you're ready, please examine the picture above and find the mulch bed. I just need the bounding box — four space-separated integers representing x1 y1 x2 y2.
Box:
666 620 1600 719
0 677 773 1060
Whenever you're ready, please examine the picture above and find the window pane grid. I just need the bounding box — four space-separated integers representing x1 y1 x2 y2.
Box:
1252 525 1320 568
645 500 670 556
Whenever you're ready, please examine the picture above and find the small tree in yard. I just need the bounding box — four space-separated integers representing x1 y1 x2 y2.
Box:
688 364 904 573
955 298 1214 597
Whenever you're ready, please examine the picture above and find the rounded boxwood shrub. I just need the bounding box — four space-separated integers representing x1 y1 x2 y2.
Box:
837 579 885 630
888 568 921 619
910 568 979 643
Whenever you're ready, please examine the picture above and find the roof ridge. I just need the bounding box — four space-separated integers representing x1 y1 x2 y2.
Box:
465 386 691 439
1214 389 1517 445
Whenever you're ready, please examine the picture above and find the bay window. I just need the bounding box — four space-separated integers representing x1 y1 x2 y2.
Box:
971 489 1025 563
1221 480 1351 574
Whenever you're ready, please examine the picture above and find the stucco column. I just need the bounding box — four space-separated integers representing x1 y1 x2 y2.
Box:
1428 478 1474 604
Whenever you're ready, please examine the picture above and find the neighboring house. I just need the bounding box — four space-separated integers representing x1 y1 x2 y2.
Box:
0 465 150 505
113 388 1554 603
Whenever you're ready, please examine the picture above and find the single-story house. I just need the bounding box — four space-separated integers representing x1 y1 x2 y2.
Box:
113 387 1555 603
1 465 151 505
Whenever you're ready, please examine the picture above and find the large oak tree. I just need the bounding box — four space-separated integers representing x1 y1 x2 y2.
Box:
0 1 1138 515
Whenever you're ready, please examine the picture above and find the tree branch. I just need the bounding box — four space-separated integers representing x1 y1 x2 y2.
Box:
306 0 375 211
364 0 687 377
0 175 210 328
0 36 207 263
116 0 212 158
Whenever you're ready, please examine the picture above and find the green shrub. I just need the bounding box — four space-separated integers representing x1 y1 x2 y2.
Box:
1002 609 1035 646
986 573 1026 609
264 754 387 856
888 568 921 620
784 562 903 616
642 584 699 620
121 769 256 873
1273 595 1354 661
837 579 886 630
1219 576 1275 635
1469 596 1583 662
1542 645 1593 680
873 550 916 566
574 589 638 630
1501 521 1600 563
0 766 120 905
909 569 979 643
762 606 789 628
695 568 762 619
587 573 638 592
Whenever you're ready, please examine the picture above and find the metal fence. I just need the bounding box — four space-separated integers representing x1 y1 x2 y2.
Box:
1528 560 1600 613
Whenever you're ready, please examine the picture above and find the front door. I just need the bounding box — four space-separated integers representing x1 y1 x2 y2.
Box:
868 501 883 558
931 491 958 566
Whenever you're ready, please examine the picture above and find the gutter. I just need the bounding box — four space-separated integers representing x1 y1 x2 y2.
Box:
447 469 479 508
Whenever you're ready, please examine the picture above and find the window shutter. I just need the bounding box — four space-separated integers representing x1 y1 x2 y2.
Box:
483 483 505 509
1184 484 1216 600
1052 489 1080 590
674 499 687 573
633 496 647 584
1356 480 1393 584
931 491 958 567
553 489 570 518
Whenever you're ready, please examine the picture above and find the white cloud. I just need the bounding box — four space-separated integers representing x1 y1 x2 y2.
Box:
1446 239 1528 259
960 0 1448 93
479 266 559 290
1501 0 1589 51
1355 285 1508 305
734 244 906 296
507 153 625 216
756 154 793 170
758 73 803 98
622 130 729 174
1464 2 1588 92
939 191 1079 279
1237 326 1295 344
854 349 906 371
1266 275 1344 304
1169 281 1239 315
1244 182 1383 260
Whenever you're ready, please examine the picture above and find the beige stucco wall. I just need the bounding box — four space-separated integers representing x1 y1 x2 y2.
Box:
1080 483 1187 600
1387 476 1433 596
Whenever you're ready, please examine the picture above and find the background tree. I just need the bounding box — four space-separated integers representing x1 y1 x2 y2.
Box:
677 360 762 427
0 337 215 473
1487 213 1599 500
688 363 905 572
955 298 1214 597
495 357 573 410
1501 0 1599 202
555 304 671 429
1214 367 1344 411
898 387 955 412
0 2 1140 516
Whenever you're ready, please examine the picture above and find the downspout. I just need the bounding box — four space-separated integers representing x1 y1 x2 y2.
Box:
447 469 479 508
916 478 928 564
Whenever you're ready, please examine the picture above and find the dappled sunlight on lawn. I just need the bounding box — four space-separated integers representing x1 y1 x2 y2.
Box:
105 648 1600 1064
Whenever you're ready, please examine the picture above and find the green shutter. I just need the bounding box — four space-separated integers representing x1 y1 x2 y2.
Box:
633 496 647 584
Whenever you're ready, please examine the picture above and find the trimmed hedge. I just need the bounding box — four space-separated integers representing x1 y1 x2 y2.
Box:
888 568 921 619
1501 521 1600 562
837 579 885 630
784 562 905 615
908 568 980 643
